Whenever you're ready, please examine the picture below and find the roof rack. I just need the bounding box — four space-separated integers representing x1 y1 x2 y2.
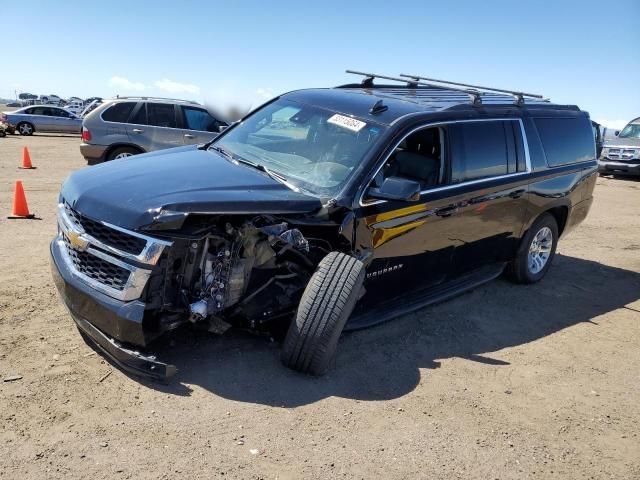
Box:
114 96 200 105
399 73 546 106
345 70 483 106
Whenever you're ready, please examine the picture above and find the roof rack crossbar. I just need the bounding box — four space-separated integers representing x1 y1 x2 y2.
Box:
345 70 483 106
399 73 546 106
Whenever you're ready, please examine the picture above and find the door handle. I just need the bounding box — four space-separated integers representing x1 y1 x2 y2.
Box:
509 189 525 199
132 128 144 134
435 205 459 217
184 134 195 139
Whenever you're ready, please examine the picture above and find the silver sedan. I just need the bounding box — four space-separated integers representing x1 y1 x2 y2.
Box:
3 105 82 135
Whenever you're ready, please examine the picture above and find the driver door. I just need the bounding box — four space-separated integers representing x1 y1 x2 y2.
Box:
354 125 456 305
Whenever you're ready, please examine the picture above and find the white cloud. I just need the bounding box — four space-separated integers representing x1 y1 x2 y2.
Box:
154 79 200 95
256 87 274 100
596 119 629 130
109 76 146 91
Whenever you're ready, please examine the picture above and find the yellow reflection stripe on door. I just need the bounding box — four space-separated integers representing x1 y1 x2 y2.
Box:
364 203 428 226
371 219 427 248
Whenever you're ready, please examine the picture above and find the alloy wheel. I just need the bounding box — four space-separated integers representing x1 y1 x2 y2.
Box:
528 226 553 274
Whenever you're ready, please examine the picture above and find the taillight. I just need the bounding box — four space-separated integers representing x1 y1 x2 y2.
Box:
82 127 91 142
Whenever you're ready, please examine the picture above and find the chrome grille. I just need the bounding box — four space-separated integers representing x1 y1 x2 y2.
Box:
56 203 171 301
607 148 636 161
62 233 130 290
64 204 146 255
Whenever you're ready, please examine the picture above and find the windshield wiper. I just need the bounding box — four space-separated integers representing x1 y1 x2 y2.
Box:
197 137 218 150
208 145 234 160
235 158 300 192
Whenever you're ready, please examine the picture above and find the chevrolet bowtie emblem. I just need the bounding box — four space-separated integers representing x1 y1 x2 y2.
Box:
67 230 89 251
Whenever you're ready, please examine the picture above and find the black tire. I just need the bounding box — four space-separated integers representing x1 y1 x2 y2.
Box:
281 252 365 376
0 130 6 138
106 146 140 161
507 213 559 284
17 122 34 136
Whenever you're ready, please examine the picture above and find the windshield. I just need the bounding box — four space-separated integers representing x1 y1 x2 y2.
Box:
211 99 386 196
618 123 640 139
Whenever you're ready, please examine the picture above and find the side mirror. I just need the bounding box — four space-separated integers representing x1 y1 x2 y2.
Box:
615 130 620 136
367 176 421 202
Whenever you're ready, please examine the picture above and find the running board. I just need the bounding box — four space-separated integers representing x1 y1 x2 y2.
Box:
345 263 506 331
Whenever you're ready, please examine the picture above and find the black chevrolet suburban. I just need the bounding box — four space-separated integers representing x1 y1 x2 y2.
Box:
51 71 598 379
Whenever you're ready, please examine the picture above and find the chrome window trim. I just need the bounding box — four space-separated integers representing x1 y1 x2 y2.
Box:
359 118 532 207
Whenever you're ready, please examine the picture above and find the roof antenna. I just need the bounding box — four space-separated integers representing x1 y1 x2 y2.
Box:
369 100 388 115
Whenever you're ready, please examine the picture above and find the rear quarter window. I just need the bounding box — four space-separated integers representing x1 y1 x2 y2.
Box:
102 102 136 123
534 117 595 166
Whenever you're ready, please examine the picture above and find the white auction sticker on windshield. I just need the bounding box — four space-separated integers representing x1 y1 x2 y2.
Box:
327 114 366 132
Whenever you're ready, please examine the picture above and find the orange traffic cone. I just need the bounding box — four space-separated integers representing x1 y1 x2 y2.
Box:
7 181 35 219
19 146 35 169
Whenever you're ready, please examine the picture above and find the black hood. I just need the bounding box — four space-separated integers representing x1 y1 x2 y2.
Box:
61 145 323 230
604 137 640 148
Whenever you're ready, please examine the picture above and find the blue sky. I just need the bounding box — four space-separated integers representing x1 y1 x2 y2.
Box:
2 0 639 128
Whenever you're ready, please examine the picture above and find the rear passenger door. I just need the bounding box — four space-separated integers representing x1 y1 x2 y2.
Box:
177 106 225 145
126 102 183 152
444 119 530 276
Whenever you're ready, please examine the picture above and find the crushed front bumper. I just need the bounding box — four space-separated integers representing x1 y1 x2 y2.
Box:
51 239 177 380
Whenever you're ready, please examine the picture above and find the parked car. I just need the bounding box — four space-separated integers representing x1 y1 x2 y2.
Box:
64 101 85 116
3 105 82 135
40 94 62 105
80 98 102 118
598 116 640 176
51 71 597 379
80 97 228 163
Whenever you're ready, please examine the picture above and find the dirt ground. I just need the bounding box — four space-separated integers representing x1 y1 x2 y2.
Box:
0 131 638 480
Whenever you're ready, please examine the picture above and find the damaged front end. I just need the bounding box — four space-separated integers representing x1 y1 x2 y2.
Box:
51 202 342 380
181 217 316 333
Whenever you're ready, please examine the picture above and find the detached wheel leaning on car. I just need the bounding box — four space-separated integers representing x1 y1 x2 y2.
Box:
17 122 34 136
508 213 559 284
281 252 365 376
107 146 140 161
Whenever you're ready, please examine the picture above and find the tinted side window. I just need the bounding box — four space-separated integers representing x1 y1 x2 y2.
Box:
129 103 147 125
182 107 221 132
534 117 595 166
449 121 510 183
30 107 46 115
102 102 136 123
147 103 177 128
53 109 69 117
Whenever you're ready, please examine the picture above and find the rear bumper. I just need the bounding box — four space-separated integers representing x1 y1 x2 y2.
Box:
598 160 640 175
50 239 176 379
80 143 108 163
